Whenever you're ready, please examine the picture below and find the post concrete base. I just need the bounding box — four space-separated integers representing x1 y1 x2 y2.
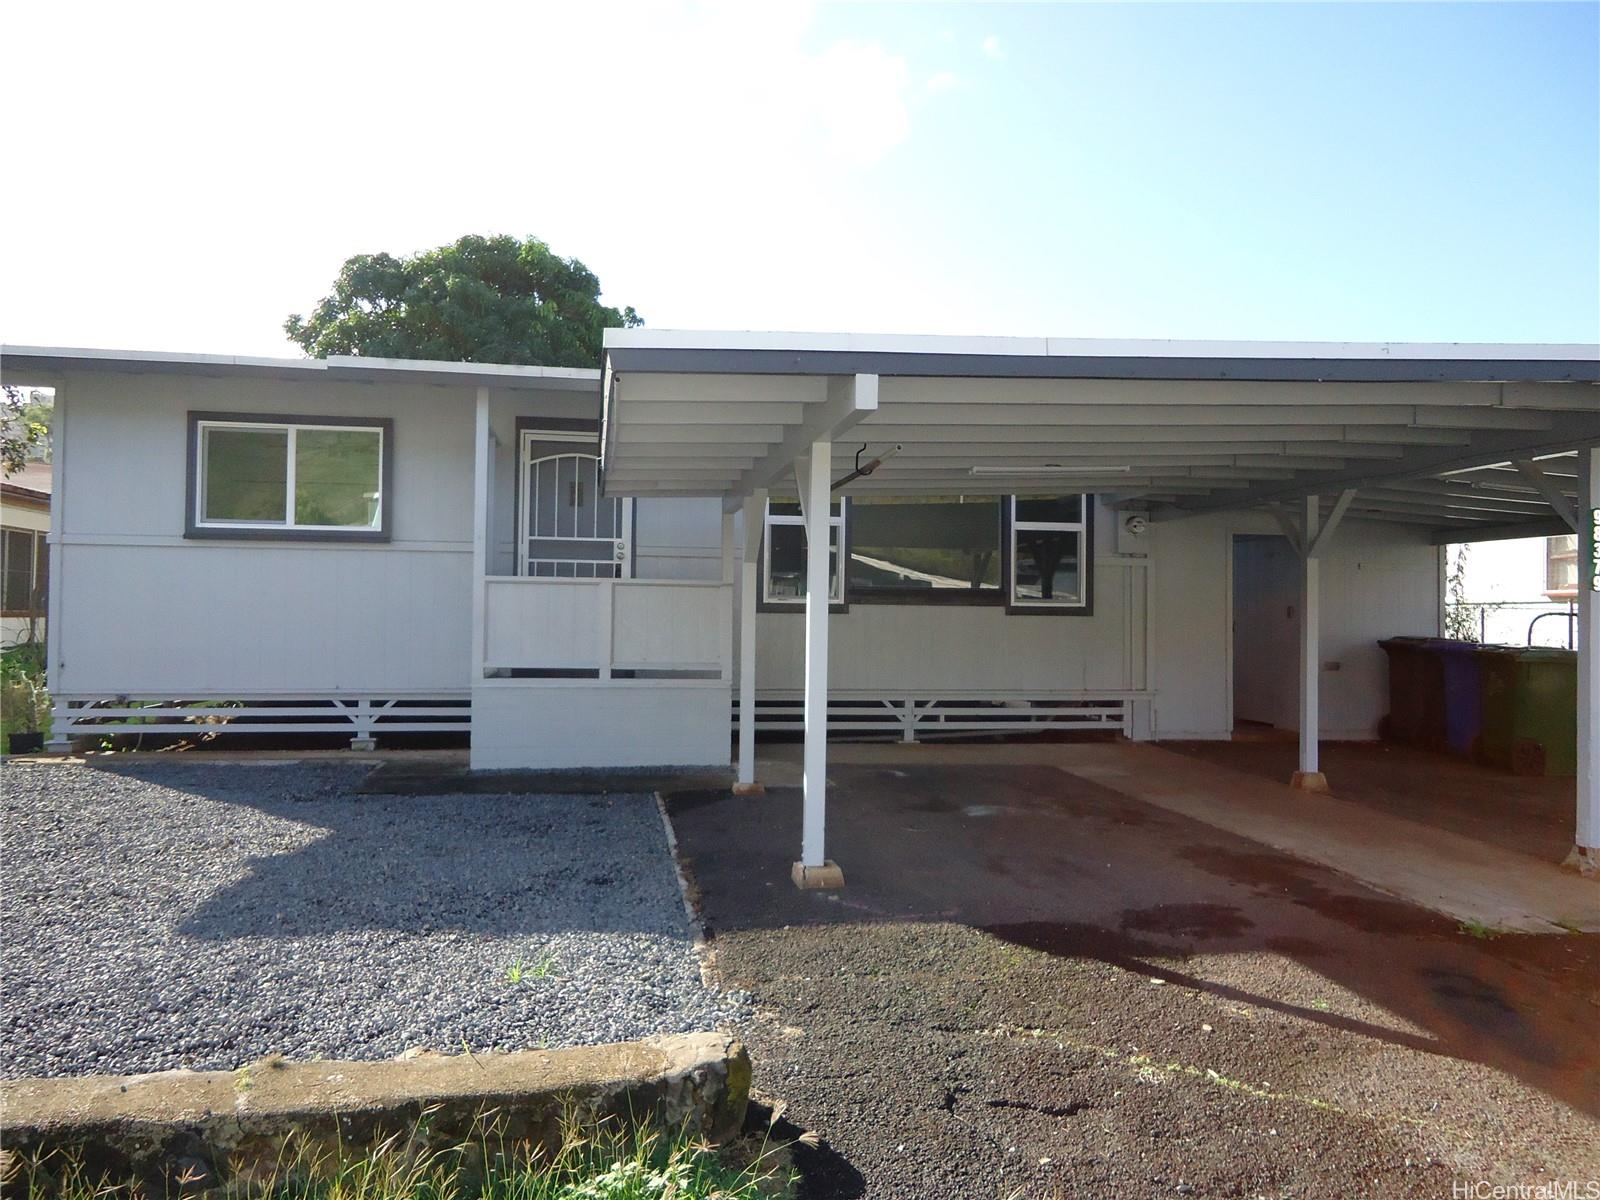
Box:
731 781 766 797
43 737 78 756
348 737 378 752
791 860 845 890
1562 844 1598 877
1289 770 1330 793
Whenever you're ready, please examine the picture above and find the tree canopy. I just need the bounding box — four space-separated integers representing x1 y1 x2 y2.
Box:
284 235 641 368
2 387 50 477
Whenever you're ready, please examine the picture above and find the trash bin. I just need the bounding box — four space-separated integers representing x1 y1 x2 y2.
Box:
1379 637 1446 749
1433 639 1484 757
1474 646 1578 777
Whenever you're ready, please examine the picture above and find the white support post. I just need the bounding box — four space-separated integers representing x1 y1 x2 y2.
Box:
794 436 843 888
470 387 491 687
1571 448 1599 874
44 382 73 754
1292 493 1330 792
735 491 766 794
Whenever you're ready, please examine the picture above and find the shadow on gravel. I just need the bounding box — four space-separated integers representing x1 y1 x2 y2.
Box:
664 763 1600 1119
76 760 686 941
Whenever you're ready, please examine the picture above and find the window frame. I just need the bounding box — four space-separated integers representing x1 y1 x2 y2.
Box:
185 411 393 542
758 492 1096 615
758 497 848 613
0 527 46 617
1545 533 1578 600
1004 495 1095 616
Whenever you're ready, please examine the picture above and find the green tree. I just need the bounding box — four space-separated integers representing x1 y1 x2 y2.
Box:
1 386 50 477
284 235 641 368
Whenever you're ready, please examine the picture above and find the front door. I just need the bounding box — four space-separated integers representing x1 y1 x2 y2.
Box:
518 430 629 578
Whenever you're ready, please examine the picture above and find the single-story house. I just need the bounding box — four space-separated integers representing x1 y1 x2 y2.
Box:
1 460 51 649
2 335 1596 880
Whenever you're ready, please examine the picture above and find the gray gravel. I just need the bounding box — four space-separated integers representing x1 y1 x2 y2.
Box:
0 761 745 1079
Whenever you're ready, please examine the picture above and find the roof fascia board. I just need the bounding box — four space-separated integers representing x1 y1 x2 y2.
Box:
604 345 1598 384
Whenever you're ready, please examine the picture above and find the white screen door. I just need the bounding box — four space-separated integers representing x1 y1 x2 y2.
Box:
518 429 629 578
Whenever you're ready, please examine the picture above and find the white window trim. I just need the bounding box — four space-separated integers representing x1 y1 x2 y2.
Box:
194 419 385 532
1009 495 1089 609
762 499 844 606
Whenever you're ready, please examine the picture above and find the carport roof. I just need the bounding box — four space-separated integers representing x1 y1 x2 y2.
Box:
600 330 1600 543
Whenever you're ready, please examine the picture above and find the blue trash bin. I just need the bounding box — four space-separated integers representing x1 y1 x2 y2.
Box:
1431 638 1483 757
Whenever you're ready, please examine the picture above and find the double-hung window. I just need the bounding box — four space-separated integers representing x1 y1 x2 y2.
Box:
1009 495 1090 612
188 414 391 540
0 528 47 616
761 500 843 606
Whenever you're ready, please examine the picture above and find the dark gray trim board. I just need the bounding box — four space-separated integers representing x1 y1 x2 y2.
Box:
184 411 394 542
607 347 1600 384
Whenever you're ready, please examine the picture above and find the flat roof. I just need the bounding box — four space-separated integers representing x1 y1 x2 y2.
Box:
0 345 601 392
603 329 1599 384
599 330 1600 542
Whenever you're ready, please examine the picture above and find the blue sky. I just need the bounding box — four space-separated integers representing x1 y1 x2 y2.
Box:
3 1 1596 354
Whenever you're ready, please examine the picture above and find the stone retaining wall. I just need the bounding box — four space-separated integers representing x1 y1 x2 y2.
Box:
0 1031 749 1194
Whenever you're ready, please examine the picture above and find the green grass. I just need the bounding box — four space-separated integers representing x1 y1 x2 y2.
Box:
14 1109 797 1199
505 949 559 986
1457 919 1507 940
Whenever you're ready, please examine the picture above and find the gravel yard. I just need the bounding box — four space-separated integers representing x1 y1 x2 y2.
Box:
0 761 743 1079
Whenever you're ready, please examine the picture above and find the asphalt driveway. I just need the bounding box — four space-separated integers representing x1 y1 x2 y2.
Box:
666 762 1599 1199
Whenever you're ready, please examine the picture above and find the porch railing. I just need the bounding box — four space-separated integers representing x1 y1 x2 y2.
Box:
482 577 731 680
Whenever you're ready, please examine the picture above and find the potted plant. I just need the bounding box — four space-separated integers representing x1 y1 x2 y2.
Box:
2 643 49 755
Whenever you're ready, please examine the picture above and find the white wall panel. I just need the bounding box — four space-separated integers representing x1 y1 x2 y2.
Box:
57 542 471 693
470 683 728 768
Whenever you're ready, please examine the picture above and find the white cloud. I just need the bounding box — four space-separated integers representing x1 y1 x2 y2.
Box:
925 71 965 95
810 39 912 165
981 34 1004 60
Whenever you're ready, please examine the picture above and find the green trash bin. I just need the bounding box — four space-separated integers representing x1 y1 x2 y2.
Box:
1474 646 1578 777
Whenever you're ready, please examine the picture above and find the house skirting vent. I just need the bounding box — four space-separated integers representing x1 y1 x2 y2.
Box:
50 693 471 743
736 690 1139 743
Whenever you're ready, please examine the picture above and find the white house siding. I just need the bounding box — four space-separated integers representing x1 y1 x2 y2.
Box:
54 372 577 699
748 503 1439 742
632 497 724 581
1152 512 1440 740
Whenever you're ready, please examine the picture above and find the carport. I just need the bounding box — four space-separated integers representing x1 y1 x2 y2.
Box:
599 332 1600 883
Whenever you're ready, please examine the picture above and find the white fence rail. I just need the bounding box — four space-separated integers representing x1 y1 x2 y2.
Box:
483 577 731 679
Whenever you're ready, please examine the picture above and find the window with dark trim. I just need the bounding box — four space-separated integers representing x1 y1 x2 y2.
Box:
847 495 1003 602
1008 495 1091 613
759 493 1094 615
185 412 392 541
0 528 46 616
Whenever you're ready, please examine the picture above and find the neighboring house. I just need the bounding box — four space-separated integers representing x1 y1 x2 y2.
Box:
0 339 1594 870
1449 534 1579 647
0 461 51 649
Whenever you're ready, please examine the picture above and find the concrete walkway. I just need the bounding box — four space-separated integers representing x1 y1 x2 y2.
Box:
759 740 1599 933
